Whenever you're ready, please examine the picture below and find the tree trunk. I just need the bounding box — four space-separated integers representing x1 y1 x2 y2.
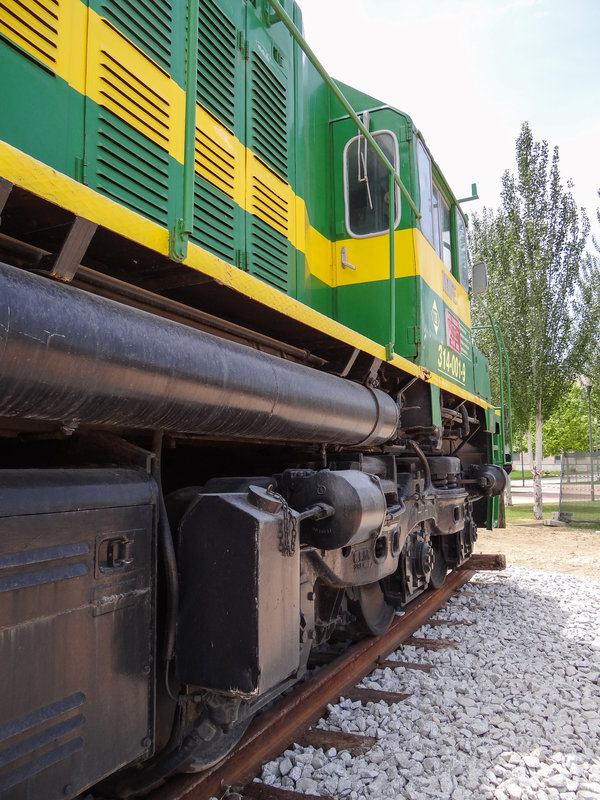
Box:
533 406 544 520
527 426 534 481
505 473 513 506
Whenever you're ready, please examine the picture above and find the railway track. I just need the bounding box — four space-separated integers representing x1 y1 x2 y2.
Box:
149 555 505 800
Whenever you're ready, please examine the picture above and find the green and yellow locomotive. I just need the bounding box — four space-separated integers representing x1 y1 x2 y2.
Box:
0 0 509 797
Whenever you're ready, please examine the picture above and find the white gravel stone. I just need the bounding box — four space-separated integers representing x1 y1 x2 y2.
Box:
278 756 293 776
257 567 600 799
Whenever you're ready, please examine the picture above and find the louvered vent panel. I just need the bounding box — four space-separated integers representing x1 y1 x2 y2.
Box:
0 0 59 66
99 0 173 71
191 178 236 263
250 218 290 292
195 127 235 200
96 110 170 225
251 175 288 238
250 55 288 179
98 48 171 149
0 693 86 784
197 0 236 129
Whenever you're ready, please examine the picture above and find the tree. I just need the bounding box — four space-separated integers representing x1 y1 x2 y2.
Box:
585 192 600 392
471 123 598 519
543 381 598 456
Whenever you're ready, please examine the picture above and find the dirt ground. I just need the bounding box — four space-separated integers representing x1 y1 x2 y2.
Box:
476 522 600 580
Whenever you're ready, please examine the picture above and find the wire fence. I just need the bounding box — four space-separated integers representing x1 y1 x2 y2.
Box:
558 451 600 523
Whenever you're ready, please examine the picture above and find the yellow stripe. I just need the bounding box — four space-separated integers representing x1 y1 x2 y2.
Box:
0 0 87 93
331 229 471 328
296 200 332 285
0 139 492 412
0 140 169 254
248 153 294 238
334 230 416 286
413 229 471 327
195 104 244 205
85 12 186 162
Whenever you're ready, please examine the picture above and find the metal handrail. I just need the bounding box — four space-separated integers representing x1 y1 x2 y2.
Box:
473 312 513 465
268 0 420 220
267 0 421 358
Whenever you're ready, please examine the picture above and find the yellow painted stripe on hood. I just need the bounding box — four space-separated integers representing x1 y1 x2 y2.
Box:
0 140 169 253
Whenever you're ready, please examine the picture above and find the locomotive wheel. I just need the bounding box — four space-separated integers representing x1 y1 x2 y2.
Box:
428 547 447 589
350 583 395 636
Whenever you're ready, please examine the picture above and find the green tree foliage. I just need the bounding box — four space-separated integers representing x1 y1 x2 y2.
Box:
470 123 598 517
543 382 599 455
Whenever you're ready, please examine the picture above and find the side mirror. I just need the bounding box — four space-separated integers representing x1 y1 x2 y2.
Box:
471 261 489 296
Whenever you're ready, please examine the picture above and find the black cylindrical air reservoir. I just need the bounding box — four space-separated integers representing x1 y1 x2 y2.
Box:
0 263 398 446
288 469 387 549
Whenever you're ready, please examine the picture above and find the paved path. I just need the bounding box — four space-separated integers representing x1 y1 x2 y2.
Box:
507 477 561 505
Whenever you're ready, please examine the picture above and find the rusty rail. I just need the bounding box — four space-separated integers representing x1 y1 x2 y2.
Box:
151 568 475 800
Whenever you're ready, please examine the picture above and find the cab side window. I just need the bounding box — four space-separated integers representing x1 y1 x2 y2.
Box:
433 185 452 271
417 140 434 243
455 210 469 289
418 139 462 276
344 130 400 238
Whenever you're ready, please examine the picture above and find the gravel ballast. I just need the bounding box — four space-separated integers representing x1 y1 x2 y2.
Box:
257 567 600 799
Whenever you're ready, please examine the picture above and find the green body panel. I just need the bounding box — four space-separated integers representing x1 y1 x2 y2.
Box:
193 0 247 271
418 281 475 395
305 270 332 317
299 70 335 239
334 276 418 358
196 0 245 131
472 345 492 401
191 176 244 265
430 385 442 427
246 3 295 181
0 40 84 180
84 103 182 228
331 80 385 119
335 273 487 400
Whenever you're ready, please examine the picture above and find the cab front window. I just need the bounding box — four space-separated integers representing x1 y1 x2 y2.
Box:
344 130 401 238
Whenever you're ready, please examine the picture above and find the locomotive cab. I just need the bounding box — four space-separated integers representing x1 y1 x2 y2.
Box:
330 99 487 400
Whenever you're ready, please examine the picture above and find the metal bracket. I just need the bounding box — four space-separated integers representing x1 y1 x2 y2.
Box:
366 357 382 388
169 217 189 263
39 216 97 281
339 348 360 378
0 179 13 219
341 246 356 270
264 1 283 27
457 183 479 204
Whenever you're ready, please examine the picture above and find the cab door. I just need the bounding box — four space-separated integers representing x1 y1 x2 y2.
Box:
331 116 402 348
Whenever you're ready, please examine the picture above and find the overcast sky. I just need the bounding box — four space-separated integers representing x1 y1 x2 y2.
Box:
296 0 600 243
